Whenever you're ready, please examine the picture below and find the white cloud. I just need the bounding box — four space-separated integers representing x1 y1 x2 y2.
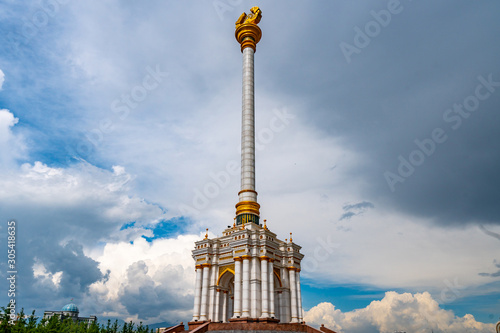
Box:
304 292 496 333
0 69 4 90
298 211 500 293
87 233 200 323
3 160 161 227
33 260 63 288
0 109 25 167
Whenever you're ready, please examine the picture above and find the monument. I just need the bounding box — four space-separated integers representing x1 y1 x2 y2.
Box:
190 6 304 324
159 7 337 333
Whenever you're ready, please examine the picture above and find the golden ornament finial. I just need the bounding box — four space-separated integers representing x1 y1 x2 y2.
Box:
204 228 208 239
263 219 268 230
233 218 236 228
236 6 262 28
290 232 293 242
235 6 263 52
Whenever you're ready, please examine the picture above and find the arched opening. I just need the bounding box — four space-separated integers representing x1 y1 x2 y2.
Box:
217 269 235 322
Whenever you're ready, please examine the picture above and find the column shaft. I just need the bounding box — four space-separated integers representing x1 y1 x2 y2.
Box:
289 268 298 323
296 271 303 323
268 261 275 318
200 265 211 321
208 264 217 321
250 256 260 318
242 257 251 317
283 289 291 323
192 266 203 321
214 289 221 322
260 259 269 318
222 292 228 322
230 296 234 319
281 267 291 323
233 259 242 317
278 291 283 321
239 47 257 203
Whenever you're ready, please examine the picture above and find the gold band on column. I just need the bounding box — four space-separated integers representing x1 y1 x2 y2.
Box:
235 201 261 216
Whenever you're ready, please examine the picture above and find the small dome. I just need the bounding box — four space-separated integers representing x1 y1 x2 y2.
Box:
61 303 79 313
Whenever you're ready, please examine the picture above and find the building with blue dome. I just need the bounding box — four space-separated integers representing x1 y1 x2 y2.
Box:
43 302 96 325
61 303 79 312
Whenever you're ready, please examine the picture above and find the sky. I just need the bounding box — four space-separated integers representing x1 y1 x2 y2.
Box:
0 1 499 332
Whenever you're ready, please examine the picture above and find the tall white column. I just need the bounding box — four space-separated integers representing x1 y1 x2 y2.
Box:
289 268 298 323
229 295 234 319
233 258 242 318
242 257 251 317
278 291 284 322
283 289 291 323
192 265 203 321
208 263 217 321
268 260 275 318
250 256 261 318
199 265 211 321
260 258 269 318
296 271 303 323
214 289 221 322
222 291 228 322
281 267 291 323
238 47 257 204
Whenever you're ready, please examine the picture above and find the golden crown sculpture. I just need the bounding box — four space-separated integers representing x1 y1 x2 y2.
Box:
235 6 262 52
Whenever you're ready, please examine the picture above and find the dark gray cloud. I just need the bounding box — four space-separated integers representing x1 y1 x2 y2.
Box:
118 261 192 320
257 1 500 226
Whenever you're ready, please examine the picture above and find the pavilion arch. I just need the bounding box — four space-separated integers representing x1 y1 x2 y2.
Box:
217 267 235 289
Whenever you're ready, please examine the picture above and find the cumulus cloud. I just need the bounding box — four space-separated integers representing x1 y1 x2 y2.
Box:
304 292 495 333
0 158 172 315
87 234 199 323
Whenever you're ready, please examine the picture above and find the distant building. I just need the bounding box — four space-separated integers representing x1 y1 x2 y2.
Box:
43 303 97 325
